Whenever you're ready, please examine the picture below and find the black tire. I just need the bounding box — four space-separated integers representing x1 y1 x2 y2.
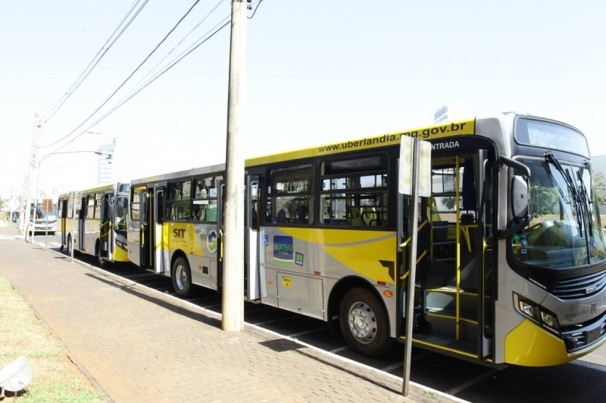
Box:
172 256 193 298
97 245 106 268
67 235 73 256
339 287 395 357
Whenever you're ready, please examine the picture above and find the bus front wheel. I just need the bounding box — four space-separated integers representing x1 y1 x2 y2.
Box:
96 242 106 268
339 287 394 357
67 235 73 256
172 257 193 298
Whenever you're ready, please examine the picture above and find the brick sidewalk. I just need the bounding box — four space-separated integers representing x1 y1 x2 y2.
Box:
0 223 460 402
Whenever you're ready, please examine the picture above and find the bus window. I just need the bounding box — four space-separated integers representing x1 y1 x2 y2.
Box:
131 187 142 222
114 197 128 232
87 195 96 218
320 154 388 227
193 175 222 223
267 165 313 225
94 193 101 218
166 180 192 221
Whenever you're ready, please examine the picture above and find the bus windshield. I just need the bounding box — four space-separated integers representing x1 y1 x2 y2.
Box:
114 196 129 235
515 157 606 269
515 117 589 157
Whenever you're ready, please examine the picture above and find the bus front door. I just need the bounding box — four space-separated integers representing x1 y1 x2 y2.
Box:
78 196 86 252
59 197 68 248
401 150 495 363
99 193 111 261
140 189 152 269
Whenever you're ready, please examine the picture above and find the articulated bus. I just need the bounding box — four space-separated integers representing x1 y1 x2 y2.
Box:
127 112 606 366
58 183 130 266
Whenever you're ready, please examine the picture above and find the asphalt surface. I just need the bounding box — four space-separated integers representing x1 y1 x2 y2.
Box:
0 221 461 403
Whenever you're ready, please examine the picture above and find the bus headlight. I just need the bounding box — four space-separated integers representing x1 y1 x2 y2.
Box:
514 293 560 332
518 299 536 318
540 311 558 328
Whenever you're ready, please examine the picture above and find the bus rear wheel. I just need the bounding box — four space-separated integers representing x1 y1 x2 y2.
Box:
172 256 193 298
339 287 394 357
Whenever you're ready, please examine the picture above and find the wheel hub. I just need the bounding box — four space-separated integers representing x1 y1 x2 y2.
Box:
175 265 187 289
348 302 377 344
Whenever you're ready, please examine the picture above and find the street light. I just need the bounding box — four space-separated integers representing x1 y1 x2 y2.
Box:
25 149 113 246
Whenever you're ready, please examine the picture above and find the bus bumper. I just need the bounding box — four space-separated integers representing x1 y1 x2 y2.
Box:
504 318 606 366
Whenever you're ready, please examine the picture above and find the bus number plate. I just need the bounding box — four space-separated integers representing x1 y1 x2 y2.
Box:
586 327 601 344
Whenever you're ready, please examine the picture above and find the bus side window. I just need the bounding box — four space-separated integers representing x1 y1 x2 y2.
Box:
267 165 314 225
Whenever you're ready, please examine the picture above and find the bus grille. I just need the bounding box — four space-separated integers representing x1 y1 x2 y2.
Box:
563 317 606 351
552 271 606 300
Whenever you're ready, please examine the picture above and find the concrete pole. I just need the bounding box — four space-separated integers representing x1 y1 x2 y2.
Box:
222 0 247 332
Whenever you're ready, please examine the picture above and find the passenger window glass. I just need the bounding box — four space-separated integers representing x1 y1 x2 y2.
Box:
320 154 388 227
193 175 222 223
166 180 192 221
267 165 314 225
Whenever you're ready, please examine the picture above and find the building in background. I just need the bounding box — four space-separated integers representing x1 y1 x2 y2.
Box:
97 138 116 185
434 103 472 123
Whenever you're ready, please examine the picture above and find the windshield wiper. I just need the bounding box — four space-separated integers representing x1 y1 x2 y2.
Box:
544 152 585 235
576 168 594 235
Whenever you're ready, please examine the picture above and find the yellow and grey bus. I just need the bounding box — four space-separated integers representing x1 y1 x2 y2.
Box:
58 183 130 266
127 164 225 294
128 112 606 366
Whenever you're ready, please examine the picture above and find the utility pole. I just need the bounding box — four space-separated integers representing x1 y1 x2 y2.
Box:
222 0 247 332
21 114 42 234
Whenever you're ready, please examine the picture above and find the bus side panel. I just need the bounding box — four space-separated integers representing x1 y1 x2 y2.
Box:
127 223 141 266
167 222 220 290
83 218 100 256
258 226 397 327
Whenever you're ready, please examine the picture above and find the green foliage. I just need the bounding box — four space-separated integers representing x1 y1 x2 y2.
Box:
440 197 455 210
0 277 108 402
530 185 559 219
18 381 107 402
593 171 606 205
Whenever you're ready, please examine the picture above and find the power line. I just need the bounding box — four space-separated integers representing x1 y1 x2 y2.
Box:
135 0 225 88
248 0 266 19
50 17 231 155
42 0 203 151
48 1 231 155
41 0 150 126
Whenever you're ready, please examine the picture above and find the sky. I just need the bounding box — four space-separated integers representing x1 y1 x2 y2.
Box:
1 0 606 205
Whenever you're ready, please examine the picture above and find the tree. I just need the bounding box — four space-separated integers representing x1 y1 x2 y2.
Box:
593 171 606 206
529 185 559 220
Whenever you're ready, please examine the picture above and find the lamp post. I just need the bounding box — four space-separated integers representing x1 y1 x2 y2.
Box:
20 123 103 234
27 149 113 247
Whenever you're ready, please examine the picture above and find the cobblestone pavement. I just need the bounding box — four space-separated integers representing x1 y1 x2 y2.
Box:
0 222 461 402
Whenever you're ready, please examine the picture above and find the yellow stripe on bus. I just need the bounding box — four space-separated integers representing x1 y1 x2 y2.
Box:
246 119 476 166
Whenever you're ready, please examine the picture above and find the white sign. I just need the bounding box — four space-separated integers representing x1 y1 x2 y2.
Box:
399 136 431 197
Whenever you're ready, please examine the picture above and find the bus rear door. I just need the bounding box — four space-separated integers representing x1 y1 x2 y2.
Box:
78 195 87 252
153 185 168 274
244 175 260 301
139 188 152 269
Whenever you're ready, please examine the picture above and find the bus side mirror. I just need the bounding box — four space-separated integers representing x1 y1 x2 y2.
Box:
498 157 531 239
512 176 529 218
